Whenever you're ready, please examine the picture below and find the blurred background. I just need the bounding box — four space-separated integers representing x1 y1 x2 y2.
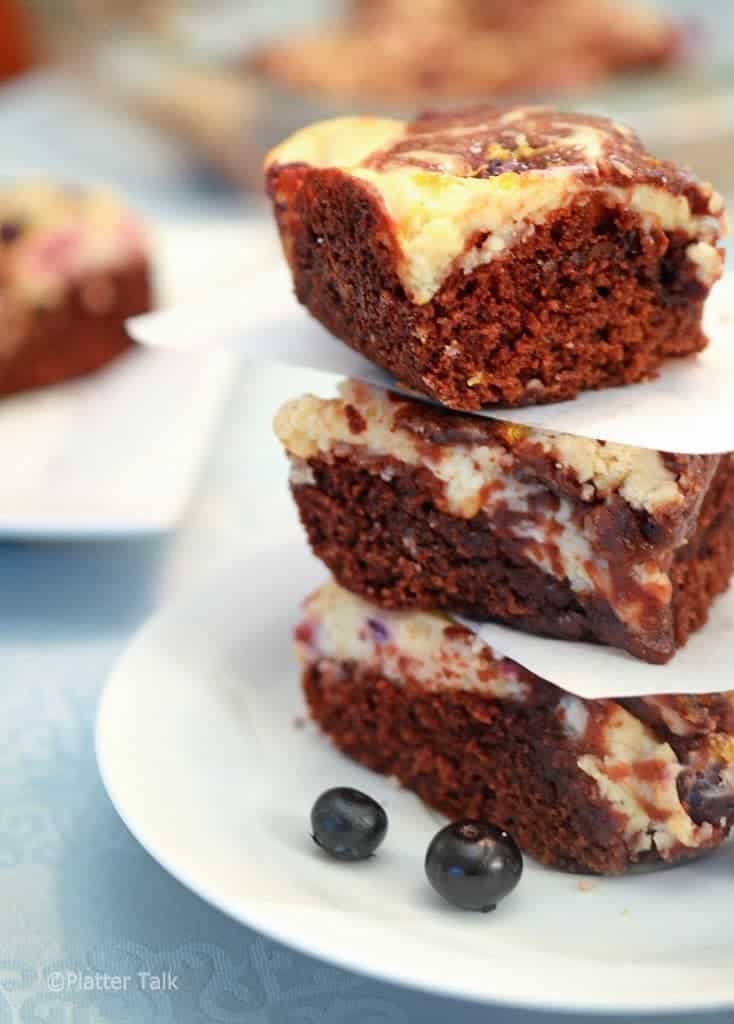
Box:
0 7 732 1021
4 0 734 196
1 0 731 557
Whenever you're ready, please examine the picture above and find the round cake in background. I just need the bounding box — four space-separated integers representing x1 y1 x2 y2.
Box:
255 0 679 102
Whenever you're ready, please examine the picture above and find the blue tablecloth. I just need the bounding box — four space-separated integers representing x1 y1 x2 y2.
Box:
1 73 732 1024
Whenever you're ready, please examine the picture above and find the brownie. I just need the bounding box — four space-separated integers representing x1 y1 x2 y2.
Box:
298 580 734 875
275 380 734 664
258 1 678 102
0 182 152 396
266 106 725 410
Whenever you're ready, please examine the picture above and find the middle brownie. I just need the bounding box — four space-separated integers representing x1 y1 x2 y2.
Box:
275 379 734 664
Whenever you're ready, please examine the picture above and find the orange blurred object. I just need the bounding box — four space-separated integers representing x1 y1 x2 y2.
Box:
0 0 35 82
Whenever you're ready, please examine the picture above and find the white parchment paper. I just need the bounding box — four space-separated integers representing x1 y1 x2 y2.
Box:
128 263 734 454
456 582 734 698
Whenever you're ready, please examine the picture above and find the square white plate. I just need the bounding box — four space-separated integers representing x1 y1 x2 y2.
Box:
0 219 278 538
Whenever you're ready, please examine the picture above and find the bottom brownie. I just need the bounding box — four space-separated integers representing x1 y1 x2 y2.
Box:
297 580 734 875
0 260 151 398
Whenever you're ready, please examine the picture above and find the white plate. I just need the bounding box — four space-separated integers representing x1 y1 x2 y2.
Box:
96 536 734 1016
0 220 277 537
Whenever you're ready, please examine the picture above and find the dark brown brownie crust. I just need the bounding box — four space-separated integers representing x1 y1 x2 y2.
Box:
291 453 734 663
268 108 723 410
302 660 729 874
258 12 679 108
0 261 151 397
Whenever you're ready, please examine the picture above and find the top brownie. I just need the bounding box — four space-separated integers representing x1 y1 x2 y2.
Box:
267 106 726 410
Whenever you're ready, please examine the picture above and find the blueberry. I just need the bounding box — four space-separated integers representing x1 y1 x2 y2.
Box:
0 220 23 244
425 820 523 912
366 617 390 644
311 787 388 861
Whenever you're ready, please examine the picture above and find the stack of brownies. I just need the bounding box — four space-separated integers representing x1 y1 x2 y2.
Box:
265 105 734 875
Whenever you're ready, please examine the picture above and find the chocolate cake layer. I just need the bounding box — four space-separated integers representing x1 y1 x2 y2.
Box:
276 380 734 663
0 182 151 395
267 106 726 410
298 581 734 875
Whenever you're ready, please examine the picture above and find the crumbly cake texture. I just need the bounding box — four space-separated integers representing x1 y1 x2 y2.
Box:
258 1 678 102
0 182 151 395
298 581 734 875
275 380 734 664
266 107 726 410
